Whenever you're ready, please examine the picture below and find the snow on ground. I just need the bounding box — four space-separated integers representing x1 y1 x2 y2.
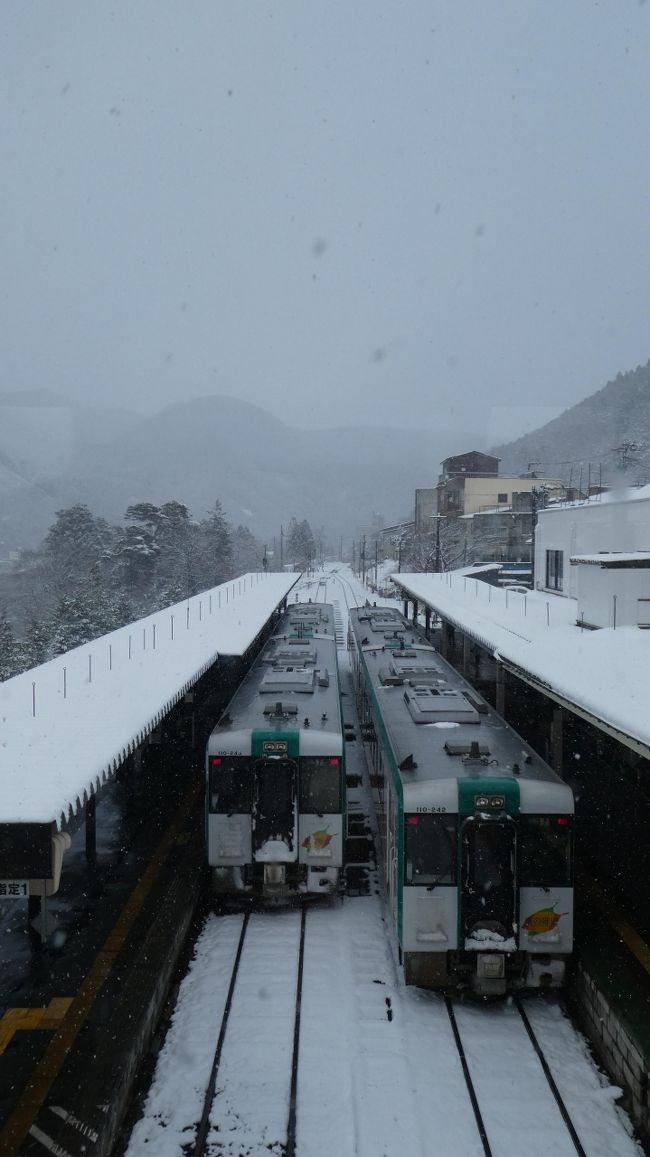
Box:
206 910 302 1156
393 569 650 754
124 563 643 1157
523 998 641 1155
125 906 641 1157
0 572 298 825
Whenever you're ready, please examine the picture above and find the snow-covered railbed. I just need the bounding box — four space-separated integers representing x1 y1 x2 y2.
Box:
124 909 304 1157
296 898 485 1157
201 908 303 1156
124 895 641 1157
446 992 643 1156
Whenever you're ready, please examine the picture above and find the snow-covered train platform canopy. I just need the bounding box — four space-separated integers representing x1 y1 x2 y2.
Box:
392 570 650 761
0 573 299 831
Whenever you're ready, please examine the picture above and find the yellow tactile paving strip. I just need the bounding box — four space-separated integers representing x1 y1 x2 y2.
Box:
0 782 198 1157
0 999 74 1056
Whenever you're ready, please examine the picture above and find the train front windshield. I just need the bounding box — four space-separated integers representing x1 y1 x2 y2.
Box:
404 814 457 885
300 757 341 813
209 757 251 813
519 815 573 887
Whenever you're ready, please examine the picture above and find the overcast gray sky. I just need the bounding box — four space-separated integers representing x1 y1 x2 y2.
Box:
1 1 649 434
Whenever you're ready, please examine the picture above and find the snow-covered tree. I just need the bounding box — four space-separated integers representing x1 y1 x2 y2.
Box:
0 608 18 680
195 501 233 589
286 517 316 569
231 525 262 574
42 504 113 600
22 615 53 669
49 592 108 656
113 524 159 598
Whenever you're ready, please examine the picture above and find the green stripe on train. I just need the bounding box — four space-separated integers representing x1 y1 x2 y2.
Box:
251 729 300 758
457 777 520 816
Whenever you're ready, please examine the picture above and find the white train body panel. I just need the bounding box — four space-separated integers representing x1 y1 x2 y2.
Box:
401 887 459 953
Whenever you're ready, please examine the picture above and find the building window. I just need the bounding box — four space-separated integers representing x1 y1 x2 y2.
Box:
497 492 508 503
546 550 563 591
638 599 650 629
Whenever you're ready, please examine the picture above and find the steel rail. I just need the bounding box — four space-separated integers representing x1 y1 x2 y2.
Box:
514 997 588 1157
445 996 493 1157
285 905 308 1157
192 911 250 1157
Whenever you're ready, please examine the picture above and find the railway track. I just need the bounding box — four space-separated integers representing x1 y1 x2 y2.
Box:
192 908 307 1157
123 572 640 1157
295 570 348 646
447 995 589 1157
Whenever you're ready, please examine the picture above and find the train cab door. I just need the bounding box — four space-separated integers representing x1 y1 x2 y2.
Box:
460 817 517 942
252 757 298 859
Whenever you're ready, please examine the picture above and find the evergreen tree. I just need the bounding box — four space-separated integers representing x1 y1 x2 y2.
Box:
0 608 18 680
299 520 316 568
124 502 164 537
113 524 159 598
49 593 107 656
157 501 197 595
22 616 53 669
43 504 112 599
125 500 196 597
231 525 262 574
196 501 233 588
286 517 316 568
1 494 250 664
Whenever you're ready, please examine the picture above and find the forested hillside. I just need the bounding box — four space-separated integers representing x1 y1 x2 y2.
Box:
0 499 324 680
492 360 650 487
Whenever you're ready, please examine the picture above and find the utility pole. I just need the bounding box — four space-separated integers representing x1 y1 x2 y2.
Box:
280 525 284 571
375 540 378 588
435 516 441 572
530 486 547 588
613 441 641 472
361 535 366 585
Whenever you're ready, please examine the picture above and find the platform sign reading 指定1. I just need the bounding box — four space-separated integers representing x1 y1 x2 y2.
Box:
0 880 29 900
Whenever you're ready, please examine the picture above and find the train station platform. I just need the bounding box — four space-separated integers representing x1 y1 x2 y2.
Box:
391 568 650 760
391 568 650 1144
0 572 299 890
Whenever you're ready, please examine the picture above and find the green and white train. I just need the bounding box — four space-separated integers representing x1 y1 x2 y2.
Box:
206 603 345 900
349 605 574 997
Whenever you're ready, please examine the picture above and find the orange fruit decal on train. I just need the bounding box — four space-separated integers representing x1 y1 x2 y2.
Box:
522 904 567 936
302 828 333 851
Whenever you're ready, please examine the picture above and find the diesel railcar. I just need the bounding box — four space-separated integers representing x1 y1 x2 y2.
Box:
206 603 345 900
349 605 574 996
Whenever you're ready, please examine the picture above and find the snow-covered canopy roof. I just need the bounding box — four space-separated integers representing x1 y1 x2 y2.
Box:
542 483 650 512
0 572 299 827
392 571 650 760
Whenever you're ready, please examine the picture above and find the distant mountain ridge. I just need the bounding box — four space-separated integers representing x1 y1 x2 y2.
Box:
491 359 650 488
2 362 648 555
0 393 466 552
65 395 455 545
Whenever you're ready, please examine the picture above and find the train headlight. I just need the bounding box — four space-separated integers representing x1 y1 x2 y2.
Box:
474 794 505 810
